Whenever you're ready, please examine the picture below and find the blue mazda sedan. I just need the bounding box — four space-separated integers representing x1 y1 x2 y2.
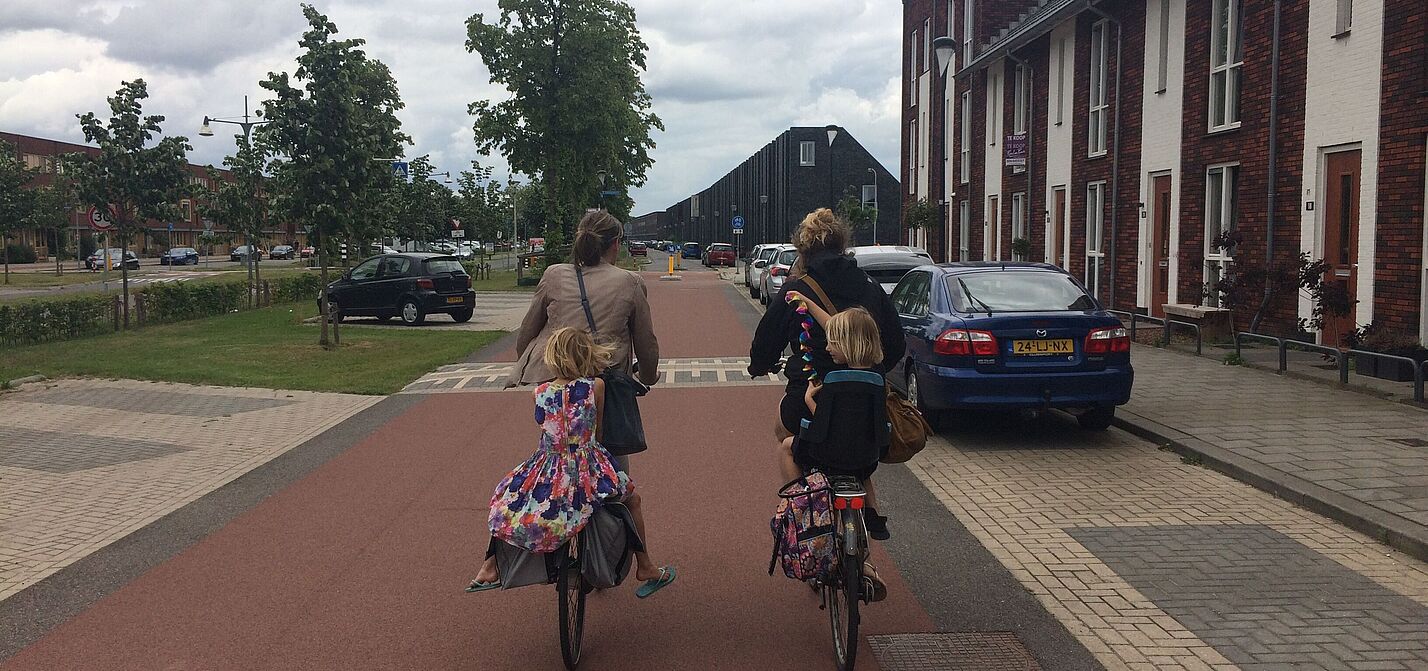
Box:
889 262 1133 430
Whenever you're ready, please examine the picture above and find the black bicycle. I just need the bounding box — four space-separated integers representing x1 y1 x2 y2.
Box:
557 534 586 669
819 475 870 671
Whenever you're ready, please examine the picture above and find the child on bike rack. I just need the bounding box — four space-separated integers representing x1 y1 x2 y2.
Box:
467 327 675 598
779 295 889 599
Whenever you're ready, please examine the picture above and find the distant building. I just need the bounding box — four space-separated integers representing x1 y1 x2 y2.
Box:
0 130 299 258
651 126 901 255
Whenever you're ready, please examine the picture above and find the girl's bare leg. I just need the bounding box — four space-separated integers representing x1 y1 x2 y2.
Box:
863 476 880 509
778 436 801 482
624 491 663 581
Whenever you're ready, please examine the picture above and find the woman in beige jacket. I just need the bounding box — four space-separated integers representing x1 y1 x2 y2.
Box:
509 210 661 391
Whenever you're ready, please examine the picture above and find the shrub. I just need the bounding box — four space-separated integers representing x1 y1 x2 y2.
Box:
140 281 247 324
0 294 113 346
3 243 38 264
270 273 325 304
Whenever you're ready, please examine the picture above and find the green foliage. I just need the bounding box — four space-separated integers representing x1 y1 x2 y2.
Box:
1204 231 1351 338
834 188 876 233
1346 321 1428 359
1011 237 1033 260
66 79 193 322
903 197 937 230
0 139 38 278
0 294 113 346
466 0 662 228
1222 352 1244 366
140 281 247 323
4 243 37 264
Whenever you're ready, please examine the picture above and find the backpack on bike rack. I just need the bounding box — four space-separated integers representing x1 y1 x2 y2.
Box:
768 471 836 581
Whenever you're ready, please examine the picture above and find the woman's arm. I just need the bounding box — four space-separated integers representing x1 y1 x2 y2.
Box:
592 377 606 443
784 291 831 327
804 381 821 414
749 290 793 376
871 280 906 374
514 272 553 357
628 274 661 387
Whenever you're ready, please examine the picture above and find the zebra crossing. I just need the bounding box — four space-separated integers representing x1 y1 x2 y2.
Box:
401 357 786 393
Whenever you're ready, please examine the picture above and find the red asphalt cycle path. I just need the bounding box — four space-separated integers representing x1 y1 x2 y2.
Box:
3 269 936 670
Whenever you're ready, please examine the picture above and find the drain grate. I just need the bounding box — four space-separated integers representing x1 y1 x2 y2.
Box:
868 632 1041 671
1388 438 1428 448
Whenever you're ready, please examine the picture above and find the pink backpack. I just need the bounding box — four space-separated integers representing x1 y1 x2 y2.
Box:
768 471 837 581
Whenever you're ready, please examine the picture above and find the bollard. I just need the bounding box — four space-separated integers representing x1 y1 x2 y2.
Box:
659 251 681 282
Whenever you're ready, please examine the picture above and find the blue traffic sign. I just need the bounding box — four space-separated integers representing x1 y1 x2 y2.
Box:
732 215 745 230
167 222 174 232
391 162 410 179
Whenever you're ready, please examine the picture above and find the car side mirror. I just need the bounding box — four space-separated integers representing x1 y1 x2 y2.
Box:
753 260 768 269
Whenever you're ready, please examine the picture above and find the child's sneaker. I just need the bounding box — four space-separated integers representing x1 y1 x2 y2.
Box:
865 507 890 541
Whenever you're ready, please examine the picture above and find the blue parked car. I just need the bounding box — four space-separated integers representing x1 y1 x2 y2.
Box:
888 262 1133 430
159 247 200 265
681 242 702 259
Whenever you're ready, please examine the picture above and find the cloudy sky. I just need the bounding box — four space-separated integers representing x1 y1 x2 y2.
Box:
0 0 902 215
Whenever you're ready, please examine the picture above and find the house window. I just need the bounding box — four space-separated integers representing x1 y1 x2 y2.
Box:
910 30 918 107
862 184 877 209
799 141 815 166
1204 164 1239 307
923 19 931 72
180 199 193 222
1335 0 1352 36
1086 182 1106 296
1056 37 1066 125
1157 0 1170 93
22 153 46 171
988 71 1000 147
1011 192 1027 258
963 0 975 63
1088 20 1110 156
691 194 700 217
1013 64 1028 134
959 200 971 261
959 91 971 184
1209 0 1244 131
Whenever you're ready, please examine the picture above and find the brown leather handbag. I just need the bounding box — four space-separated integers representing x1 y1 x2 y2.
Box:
801 277 931 464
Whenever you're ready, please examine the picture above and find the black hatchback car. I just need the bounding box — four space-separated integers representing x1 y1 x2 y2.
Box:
321 253 476 325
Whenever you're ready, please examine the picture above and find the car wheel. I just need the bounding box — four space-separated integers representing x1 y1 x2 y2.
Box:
452 308 474 323
906 365 943 431
1077 405 1115 431
750 285 760 299
400 298 426 326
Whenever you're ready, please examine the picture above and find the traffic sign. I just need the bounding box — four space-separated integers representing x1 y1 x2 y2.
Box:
452 229 466 238
732 215 745 231
167 222 174 232
391 162 409 179
87 206 114 231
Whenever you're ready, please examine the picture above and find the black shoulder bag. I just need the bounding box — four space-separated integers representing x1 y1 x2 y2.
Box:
576 264 650 455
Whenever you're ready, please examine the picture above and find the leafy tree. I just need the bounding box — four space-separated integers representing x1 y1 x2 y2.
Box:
834 187 876 243
68 80 192 326
203 132 270 306
28 182 77 275
0 139 37 283
466 0 662 233
258 4 408 348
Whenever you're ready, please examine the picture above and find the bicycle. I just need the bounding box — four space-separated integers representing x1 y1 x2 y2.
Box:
818 474 871 671
556 534 586 670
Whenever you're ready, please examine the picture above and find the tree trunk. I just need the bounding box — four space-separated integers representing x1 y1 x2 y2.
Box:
120 234 130 329
318 242 331 349
3 239 9 285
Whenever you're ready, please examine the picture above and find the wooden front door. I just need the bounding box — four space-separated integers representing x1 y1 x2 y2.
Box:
1051 187 1066 269
1322 149 1361 346
1150 175 1172 316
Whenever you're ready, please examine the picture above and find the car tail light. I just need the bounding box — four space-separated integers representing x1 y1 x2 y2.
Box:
417 278 435 290
1085 326 1130 353
466 276 473 289
770 266 787 277
933 329 998 356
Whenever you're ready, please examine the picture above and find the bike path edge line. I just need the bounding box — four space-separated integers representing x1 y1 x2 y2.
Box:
1113 409 1428 564
0 393 426 662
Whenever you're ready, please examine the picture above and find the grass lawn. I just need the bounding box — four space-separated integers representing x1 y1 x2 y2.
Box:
0 303 503 395
0 269 113 288
472 269 536 292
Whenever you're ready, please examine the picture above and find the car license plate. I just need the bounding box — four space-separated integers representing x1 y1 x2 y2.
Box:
1013 339 1073 355
446 296 465 304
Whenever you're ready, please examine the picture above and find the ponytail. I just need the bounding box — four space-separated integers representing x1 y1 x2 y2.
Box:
573 210 624 267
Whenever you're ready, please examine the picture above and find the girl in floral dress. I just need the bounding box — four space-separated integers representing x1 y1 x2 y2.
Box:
467 327 675 597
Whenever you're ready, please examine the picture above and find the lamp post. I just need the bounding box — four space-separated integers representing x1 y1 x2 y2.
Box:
200 95 269 303
867 167 878 245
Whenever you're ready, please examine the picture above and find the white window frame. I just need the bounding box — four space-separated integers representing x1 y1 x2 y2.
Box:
1203 163 1239 307
799 141 815 167
989 71 1000 147
1056 37 1066 126
1209 0 1243 132
1013 64 1028 134
862 184 877 209
180 199 193 222
1088 20 1110 157
1157 0 1170 93
910 30 918 108
963 0 975 64
691 194 700 217
1011 192 1027 258
959 200 971 261
923 19 931 72
1335 0 1353 37
960 91 971 184
909 121 917 194
1086 182 1106 296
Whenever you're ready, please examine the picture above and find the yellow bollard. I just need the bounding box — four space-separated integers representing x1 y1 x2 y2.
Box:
660 249 682 281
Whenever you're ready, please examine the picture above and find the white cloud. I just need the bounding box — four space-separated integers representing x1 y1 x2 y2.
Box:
0 0 903 215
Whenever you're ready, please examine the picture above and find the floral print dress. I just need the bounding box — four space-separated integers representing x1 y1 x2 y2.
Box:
488 378 631 554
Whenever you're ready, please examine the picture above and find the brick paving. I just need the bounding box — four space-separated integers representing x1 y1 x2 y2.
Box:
1123 345 1428 534
0 379 378 602
906 415 1428 670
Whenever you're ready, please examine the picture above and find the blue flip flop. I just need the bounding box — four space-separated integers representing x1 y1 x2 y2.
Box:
635 566 676 599
464 580 502 593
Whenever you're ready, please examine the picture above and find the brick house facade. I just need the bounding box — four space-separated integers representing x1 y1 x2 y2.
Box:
905 0 1428 345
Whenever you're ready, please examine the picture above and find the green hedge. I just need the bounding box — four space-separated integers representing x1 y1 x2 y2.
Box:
270 273 325 304
0 294 112 347
4 243 38 265
139 281 247 324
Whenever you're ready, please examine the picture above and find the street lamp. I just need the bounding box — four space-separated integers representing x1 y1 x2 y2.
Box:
933 36 957 74
199 94 269 298
431 171 454 184
867 167 878 245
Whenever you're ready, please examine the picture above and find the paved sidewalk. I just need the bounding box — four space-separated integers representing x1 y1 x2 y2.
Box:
1119 345 1428 561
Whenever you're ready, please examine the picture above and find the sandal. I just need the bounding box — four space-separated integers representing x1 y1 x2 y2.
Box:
464 579 502 593
635 566 676 599
861 562 888 603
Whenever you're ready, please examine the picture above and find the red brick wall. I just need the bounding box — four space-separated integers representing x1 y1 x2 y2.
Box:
901 0 951 259
1374 0 1428 338
1178 0 1309 333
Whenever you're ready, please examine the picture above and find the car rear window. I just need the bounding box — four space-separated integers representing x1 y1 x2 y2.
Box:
776 249 798 265
709 244 733 252
426 258 465 274
865 267 913 285
946 271 1097 312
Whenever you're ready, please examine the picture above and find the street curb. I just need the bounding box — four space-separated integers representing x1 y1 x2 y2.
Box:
1112 409 1428 564
2 375 47 389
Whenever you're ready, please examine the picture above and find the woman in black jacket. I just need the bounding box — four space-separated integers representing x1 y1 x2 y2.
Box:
748 208 905 538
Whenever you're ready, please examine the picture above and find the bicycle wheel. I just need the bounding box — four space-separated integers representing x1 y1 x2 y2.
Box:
557 546 586 670
826 527 861 670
